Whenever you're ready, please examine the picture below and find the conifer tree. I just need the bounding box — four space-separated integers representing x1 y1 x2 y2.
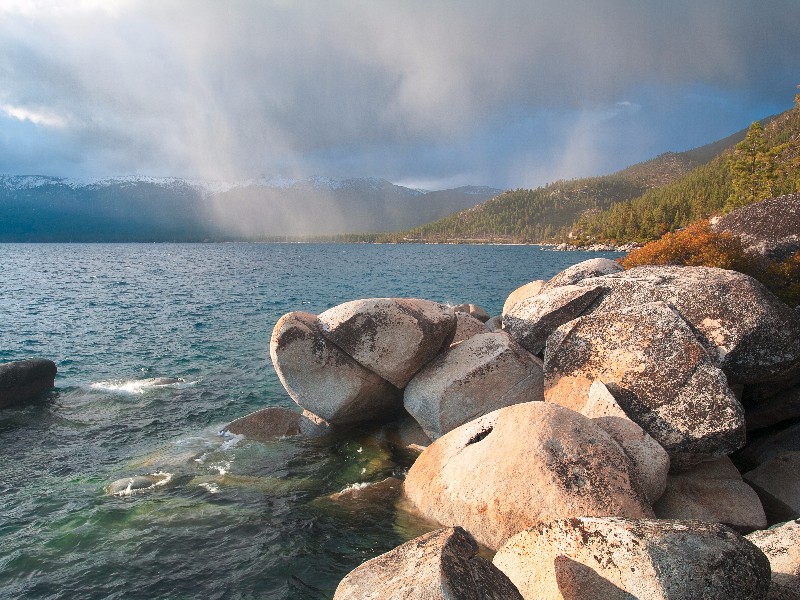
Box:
726 121 775 211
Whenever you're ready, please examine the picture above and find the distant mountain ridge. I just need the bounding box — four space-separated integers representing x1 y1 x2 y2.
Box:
0 175 501 241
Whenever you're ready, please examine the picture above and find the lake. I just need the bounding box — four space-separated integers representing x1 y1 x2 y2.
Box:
0 243 622 599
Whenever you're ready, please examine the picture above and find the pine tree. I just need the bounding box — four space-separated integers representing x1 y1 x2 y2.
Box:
726 121 775 211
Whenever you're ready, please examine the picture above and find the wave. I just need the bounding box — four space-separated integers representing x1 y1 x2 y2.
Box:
89 377 198 395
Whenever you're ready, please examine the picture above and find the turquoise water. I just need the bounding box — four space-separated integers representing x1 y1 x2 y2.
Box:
0 243 621 599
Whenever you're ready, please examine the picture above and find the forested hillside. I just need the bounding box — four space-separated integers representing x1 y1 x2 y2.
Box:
372 151 704 243
570 96 800 244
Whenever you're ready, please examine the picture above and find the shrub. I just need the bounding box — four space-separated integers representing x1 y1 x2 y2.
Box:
622 221 799 307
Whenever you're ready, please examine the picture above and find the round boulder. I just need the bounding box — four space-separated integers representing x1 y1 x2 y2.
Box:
0 359 57 409
502 280 545 317
404 332 544 439
451 311 490 346
223 406 330 441
541 257 623 292
403 402 652 551
270 311 402 425
317 298 457 388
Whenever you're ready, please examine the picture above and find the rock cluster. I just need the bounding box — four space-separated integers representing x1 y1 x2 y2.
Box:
242 258 800 598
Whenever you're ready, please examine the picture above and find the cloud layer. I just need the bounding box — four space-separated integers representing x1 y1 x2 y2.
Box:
1 0 798 188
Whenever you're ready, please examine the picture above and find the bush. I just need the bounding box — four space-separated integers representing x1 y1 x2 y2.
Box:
622 221 800 307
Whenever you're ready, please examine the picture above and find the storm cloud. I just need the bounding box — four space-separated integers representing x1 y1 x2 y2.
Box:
1 0 798 188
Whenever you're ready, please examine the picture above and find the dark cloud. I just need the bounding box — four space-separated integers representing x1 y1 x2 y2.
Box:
0 0 798 187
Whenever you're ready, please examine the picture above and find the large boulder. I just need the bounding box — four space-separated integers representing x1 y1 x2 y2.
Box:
712 193 800 261
0 359 57 409
318 298 457 388
744 452 800 521
403 402 652 551
653 456 767 532
747 519 800 600
333 527 523 600
572 265 800 383
541 257 623 292
504 284 606 354
582 380 669 504
493 517 771 600
502 280 545 317
404 332 544 440
544 301 745 462
223 406 330 441
739 422 800 466
270 311 402 425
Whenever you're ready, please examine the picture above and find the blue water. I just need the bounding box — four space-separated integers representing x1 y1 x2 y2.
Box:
0 243 621 599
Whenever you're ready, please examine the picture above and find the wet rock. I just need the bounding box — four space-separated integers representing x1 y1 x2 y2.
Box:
318 298 457 388
379 414 432 449
223 406 330 441
545 301 745 461
502 280 545 317
0 359 57 409
712 193 800 261
541 257 623 292
493 517 771 600
404 332 544 440
747 519 800 600
744 452 800 521
573 265 800 383
452 303 490 323
333 527 522 599
107 472 173 496
451 311 490 345
582 380 669 504
403 402 652 551
329 477 403 505
653 456 767 532
504 284 606 354
270 311 402 425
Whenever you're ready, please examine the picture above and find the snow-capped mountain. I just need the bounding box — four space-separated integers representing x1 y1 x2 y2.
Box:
0 174 501 241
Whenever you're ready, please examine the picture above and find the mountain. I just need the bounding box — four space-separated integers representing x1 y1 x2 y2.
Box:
370 149 711 244
0 175 501 241
374 105 796 245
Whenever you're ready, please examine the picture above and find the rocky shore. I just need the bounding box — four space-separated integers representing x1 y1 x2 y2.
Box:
247 256 800 598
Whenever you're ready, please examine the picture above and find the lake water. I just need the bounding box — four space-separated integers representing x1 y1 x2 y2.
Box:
0 243 622 599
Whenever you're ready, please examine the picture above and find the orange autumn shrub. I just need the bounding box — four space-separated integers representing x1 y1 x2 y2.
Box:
621 221 799 307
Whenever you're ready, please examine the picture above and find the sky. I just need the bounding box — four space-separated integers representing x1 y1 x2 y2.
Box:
1 1 798 190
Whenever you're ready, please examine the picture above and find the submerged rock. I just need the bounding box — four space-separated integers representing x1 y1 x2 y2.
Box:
224 406 330 441
333 527 523 600
403 402 652 551
747 519 800 600
107 472 173 496
404 332 544 440
328 477 403 505
0 359 57 409
270 311 402 424
493 517 771 600
318 298 457 388
545 301 745 462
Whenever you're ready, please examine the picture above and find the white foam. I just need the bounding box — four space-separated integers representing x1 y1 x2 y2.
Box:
111 471 173 497
89 377 194 395
209 461 231 476
198 482 220 494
